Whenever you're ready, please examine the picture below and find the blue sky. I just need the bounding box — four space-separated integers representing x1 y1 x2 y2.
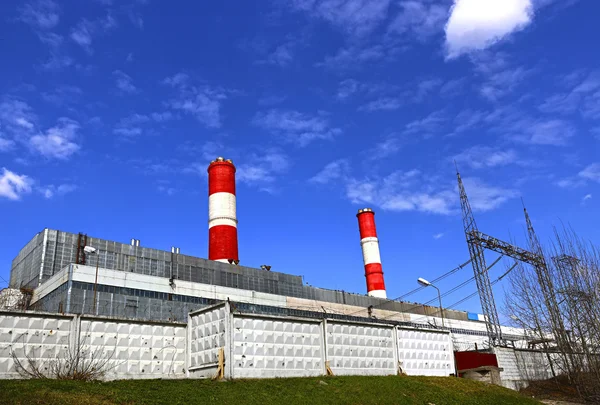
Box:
1 0 599 318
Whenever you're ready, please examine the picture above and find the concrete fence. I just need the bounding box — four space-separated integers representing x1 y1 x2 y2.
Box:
0 310 187 380
187 302 455 379
494 347 554 390
1 303 455 380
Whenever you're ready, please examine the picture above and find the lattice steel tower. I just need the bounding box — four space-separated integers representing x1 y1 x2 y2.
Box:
457 170 504 346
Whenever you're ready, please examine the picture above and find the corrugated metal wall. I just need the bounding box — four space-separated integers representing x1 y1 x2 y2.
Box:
13 229 469 322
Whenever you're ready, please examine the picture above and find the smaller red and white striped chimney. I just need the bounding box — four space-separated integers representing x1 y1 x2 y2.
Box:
208 157 239 263
357 208 387 299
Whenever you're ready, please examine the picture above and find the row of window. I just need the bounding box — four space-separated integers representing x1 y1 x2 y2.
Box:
71 281 219 306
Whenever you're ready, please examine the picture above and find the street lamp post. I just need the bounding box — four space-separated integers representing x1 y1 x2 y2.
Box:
84 246 99 314
417 277 445 328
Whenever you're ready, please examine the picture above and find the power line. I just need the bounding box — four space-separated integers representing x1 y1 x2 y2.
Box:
378 255 505 322
343 258 472 318
408 261 519 325
396 259 472 301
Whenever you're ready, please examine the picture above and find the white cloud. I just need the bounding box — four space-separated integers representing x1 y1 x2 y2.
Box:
527 120 575 146
253 109 341 146
312 161 518 214
403 110 447 138
346 170 457 215
454 146 518 169
309 159 350 184
462 177 518 212
235 150 291 193
0 168 34 200
433 232 445 239
71 19 94 52
70 14 117 53
387 1 449 41
113 113 170 137
556 177 585 189
359 97 402 112
40 184 77 199
479 66 531 101
445 0 534 59
336 79 360 101
113 70 137 94
579 163 600 182
41 54 73 70
291 0 392 37
255 40 297 67
170 92 224 128
29 118 80 159
163 73 227 128
41 85 82 106
0 137 15 152
18 0 61 30
582 194 592 205
0 99 37 136
163 73 189 87
318 44 393 69
368 135 404 159
157 185 177 196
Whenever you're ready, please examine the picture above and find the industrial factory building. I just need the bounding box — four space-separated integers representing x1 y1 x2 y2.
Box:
5 157 522 338
1 157 548 386
0 158 546 387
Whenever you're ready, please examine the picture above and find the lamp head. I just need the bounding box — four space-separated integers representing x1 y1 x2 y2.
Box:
417 277 431 287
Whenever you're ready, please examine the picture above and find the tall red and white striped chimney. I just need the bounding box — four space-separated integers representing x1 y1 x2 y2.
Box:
357 208 387 299
208 157 239 263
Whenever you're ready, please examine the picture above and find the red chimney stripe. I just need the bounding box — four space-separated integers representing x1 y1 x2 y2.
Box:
357 212 378 239
209 225 239 261
365 263 386 292
208 163 236 195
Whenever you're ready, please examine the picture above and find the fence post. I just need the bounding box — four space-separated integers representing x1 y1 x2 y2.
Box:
392 326 400 375
225 301 234 379
320 319 328 376
186 311 191 378
69 314 81 355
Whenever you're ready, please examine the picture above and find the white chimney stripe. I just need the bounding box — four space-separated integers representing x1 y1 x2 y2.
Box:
209 217 238 228
361 240 381 265
209 192 236 221
368 290 387 299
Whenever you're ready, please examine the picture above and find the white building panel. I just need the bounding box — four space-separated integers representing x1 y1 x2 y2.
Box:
79 318 186 380
0 312 73 378
397 328 454 376
188 304 228 375
232 315 323 378
326 322 396 376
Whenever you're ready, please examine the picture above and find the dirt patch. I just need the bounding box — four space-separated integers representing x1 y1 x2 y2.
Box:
521 377 584 404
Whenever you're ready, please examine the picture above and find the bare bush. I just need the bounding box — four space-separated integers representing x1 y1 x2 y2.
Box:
10 328 118 381
505 226 600 402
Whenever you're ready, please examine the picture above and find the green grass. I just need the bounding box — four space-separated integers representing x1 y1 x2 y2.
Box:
0 376 540 405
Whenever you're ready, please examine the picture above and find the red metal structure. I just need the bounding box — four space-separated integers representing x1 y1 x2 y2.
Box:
356 208 386 298
208 157 239 263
